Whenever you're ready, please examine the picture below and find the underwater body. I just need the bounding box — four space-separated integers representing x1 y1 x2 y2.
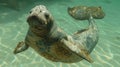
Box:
0 0 120 67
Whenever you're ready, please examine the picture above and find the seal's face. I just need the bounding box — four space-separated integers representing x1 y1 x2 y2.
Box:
27 5 53 37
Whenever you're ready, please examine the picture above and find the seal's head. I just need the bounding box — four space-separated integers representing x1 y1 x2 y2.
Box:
27 5 54 37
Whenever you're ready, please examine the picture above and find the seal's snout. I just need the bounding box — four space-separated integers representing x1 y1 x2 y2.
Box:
27 11 51 25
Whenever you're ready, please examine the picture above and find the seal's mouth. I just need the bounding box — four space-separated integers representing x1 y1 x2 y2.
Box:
27 14 49 30
27 15 46 24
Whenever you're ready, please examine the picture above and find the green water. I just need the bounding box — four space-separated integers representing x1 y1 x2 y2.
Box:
0 0 120 67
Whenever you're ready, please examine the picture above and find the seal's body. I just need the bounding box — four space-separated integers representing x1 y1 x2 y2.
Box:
14 5 99 63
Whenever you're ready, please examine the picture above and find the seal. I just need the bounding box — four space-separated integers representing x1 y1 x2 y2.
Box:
13 5 99 63
68 6 105 20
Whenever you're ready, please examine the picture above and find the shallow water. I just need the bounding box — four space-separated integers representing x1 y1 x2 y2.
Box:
0 0 120 67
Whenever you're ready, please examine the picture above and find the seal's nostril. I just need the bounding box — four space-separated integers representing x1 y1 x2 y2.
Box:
45 13 49 19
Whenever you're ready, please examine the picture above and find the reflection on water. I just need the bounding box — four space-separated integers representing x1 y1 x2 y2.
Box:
0 0 120 67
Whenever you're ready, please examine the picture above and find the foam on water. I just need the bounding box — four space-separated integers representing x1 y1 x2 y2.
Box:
0 0 120 67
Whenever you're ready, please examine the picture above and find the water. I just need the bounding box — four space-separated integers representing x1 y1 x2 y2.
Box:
0 0 120 67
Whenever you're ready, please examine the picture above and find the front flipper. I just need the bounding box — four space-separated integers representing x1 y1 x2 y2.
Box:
13 41 29 54
61 36 93 63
